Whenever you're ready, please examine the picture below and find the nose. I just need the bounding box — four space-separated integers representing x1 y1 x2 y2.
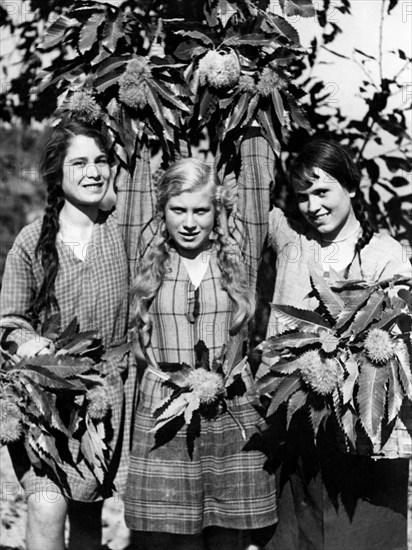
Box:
307 195 321 213
85 163 100 179
183 212 196 230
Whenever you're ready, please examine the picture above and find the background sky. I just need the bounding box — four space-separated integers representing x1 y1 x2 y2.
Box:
292 0 411 125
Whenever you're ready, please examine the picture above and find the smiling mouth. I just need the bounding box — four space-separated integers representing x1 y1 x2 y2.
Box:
82 182 104 190
309 213 329 223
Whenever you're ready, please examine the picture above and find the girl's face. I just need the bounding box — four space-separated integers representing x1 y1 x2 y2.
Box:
165 187 215 258
293 167 358 241
61 135 110 208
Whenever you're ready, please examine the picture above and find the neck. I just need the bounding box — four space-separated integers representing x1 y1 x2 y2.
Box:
175 241 213 261
321 215 361 243
59 201 99 228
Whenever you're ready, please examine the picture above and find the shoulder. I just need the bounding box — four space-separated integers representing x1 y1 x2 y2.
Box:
363 232 411 278
98 208 123 237
10 217 43 255
367 232 405 259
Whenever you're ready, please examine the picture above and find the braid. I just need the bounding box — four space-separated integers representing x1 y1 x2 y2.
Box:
30 119 110 323
32 185 64 322
344 189 376 278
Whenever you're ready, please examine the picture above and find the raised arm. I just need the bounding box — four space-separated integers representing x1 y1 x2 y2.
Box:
114 142 155 272
227 128 275 287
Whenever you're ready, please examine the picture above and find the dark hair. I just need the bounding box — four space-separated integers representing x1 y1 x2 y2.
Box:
31 121 110 322
290 139 376 277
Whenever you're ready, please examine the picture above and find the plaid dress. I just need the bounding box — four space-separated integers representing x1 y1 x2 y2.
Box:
0 210 130 501
266 207 412 550
119 132 277 533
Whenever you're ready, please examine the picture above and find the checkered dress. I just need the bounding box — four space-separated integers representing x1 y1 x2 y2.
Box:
118 133 278 533
0 210 130 501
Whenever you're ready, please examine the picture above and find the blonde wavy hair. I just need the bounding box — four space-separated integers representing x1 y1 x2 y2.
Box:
131 157 254 346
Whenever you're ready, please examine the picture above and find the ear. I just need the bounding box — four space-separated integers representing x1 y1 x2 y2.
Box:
349 190 356 198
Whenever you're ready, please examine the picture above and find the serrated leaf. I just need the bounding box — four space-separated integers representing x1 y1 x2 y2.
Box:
184 394 200 425
267 375 302 417
372 308 403 330
283 91 310 130
40 15 79 51
247 372 284 403
194 340 210 371
152 414 185 451
269 14 300 45
42 313 61 340
341 408 357 449
387 361 404 423
395 351 412 399
342 352 359 405
21 367 85 390
351 291 385 335
149 79 191 113
259 332 322 356
398 288 412 307
95 56 129 79
308 404 329 438
154 393 191 426
357 360 389 439
79 12 106 54
24 357 94 377
271 304 332 331
224 356 247 387
198 88 219 126
58 330 100 351
271 88 285 126
79 417 108 482
320 330 339 353
224 93 251 136
174 41 209 61
167 364 192 387
28 430 62 480
55 317 80 347
175 30 214 47
94 69 125 92
223 33 282 48
101 12 124 53
335 290 372 330
101 341 132 361
286 389 307 427
310 270 345 319
145 82 174 144
79 432 103 483
186 410 201 460
270 357 302 375
285 0 316 18
256 107 281 157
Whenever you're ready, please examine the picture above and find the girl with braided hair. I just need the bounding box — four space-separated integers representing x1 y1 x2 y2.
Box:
120 131 277 549
0 120 130 549
264 139 411 549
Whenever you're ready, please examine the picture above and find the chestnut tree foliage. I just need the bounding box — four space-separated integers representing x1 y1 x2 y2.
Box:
1 0 410 241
